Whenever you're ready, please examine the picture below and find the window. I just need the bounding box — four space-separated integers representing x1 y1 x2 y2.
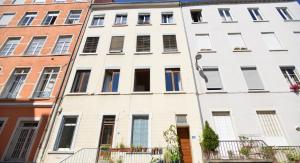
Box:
71 70 90 93
228 33 247 50
134 69 150 92
261 32 282 50
91 15 104 26
33 0 45 3
54 0 66 3
241 67 264 90
203 67 223 90
257 111 287 145
0 37 20 56
18 12 36 26
176 115 187 126
191 10 203 23
196 34 213 51
213 112 235 140
277 7 293 21
4 121 39 162
136 35 150 52
53 36 71 54
1 68 29 98
131 115 148 147
280 67 300 85
161 12 174 24
12 0 24 4
109 36 124 53
248 8 263 21
218 9 233 22
82 37 99 53
0 13 15 26
25 36 46 55
99 116 115 146
114 14 127 25
102 69 120 92
138 13 150 24
42 11 59 25
163 35 177 52
65 10 81 24
0 119 6 134
165 68 182 92
33 67 59 98
55 116 78 150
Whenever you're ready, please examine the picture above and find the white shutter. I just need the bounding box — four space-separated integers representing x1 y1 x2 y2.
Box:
228 33 246 49
197 34 212 50
241 67 264 90
0 14 14 26
203 68 223 90
257 111 287 146
213 112 236 140
261 32 282 50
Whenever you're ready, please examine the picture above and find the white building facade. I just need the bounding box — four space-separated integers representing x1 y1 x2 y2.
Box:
182 0 300 146
40 2 203 163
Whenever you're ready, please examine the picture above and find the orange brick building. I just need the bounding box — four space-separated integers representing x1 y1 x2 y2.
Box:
0 0 89 162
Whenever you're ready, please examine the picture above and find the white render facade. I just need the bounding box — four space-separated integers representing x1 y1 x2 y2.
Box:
182 0 300 146
40 2 203 163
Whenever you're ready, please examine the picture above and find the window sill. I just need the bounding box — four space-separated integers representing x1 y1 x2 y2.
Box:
136 23 152 26
131 92 153 95
112 24 128 27
29 97 51 100
222 21 238 23
248 90 269 93
107 52 125 55
51 53 71 56
206 90 227 94
162 51 180 54
161 23 176 25
48 151 75 154
192 21 208 24
253 20 269 22
233 49 252 52
98 92 120 95
269 49 288 52
80 53 98 56
89 25 104 28
134 52 153 55
284 19 300 22
164 91 186 94
66 93 89 96
198 50 217 53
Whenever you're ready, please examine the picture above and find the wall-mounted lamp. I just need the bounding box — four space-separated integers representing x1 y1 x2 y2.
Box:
296 126 300 131
195 54 202 71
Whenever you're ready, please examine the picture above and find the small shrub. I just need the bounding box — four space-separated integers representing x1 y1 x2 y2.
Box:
200 121 219 152
260 146 274 159
286 149 300 161
240 146 251 158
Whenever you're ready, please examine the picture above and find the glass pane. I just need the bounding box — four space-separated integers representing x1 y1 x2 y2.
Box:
112 72 119 92
58 126 75 148
165 72 173 91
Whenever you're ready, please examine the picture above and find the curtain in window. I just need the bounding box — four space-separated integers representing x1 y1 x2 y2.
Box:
132 116 148 147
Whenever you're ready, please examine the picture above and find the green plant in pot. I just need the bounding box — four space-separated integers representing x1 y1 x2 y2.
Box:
286 149 300 162
200 121 219 159
163 125 181 163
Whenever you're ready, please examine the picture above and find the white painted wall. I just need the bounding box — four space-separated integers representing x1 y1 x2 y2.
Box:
182 1 300 145
42 3 203 163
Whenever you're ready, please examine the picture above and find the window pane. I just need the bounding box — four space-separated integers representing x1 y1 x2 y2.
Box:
71 70 90 92
136 35 150 52
165 72 173 91
0 37 20 56
34 67 59 98
65 10 81 24
241 67 264 90
134 69 150 92
131 116 148 147
203 68 222 90
42 11 59 25
163 35 177 52
91 15 104 26
102 70 120 92
83 37 99 53
57 117 77 149
0 13 15 26
53 36 71 54
25 37 46 55
191 10 202 22
110 36 124 52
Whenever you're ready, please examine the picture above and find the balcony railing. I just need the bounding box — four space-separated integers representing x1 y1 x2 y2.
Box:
59 148 164 163
205 140 273 162
273 146 300 163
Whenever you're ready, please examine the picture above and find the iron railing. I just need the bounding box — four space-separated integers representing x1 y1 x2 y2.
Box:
273 146 300 163
205 140 272 161
59 148 164 163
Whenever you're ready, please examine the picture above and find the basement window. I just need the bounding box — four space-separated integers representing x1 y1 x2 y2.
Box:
133 69 150 92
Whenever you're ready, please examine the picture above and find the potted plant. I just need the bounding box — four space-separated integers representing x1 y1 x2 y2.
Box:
200 121 220 159
286 149 300 163
163 125 181 163
238 136 253 159
100 145 111 160
260 146 275 160
240 146 252 159
290 83 300 92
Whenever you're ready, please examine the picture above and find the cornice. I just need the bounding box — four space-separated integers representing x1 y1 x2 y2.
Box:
181 0 296 6
92 1 180 10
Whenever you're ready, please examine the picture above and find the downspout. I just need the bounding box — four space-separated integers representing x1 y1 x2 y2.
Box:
35 2 92 163
179 2 204 129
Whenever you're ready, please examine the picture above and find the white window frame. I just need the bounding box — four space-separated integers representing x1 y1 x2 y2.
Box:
218 8 234 22
202 67 224 91
25 36 46 55
52 35 72 55
91 15 105 26
277 7 293 21
161 12 174 24
137 13 150 25
114 14 127 25
248 8 264 21
261 32 283 51
196 34 213 52
280 66 300 85
0 13 15 26
42 11 59 25
0 37 21 56
18 12 37 26
128 114 151 148
190 9 203 23
65 10 81 24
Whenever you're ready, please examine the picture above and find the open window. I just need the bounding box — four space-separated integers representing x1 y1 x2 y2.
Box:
133 69 150 92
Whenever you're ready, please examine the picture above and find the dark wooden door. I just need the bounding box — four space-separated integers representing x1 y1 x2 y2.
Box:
177 127 192 163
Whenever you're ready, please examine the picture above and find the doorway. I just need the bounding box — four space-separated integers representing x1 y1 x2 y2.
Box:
177 127 192 163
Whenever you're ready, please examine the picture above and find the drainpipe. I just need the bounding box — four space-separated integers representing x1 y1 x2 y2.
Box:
179 2 204 129
35 2 92 163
